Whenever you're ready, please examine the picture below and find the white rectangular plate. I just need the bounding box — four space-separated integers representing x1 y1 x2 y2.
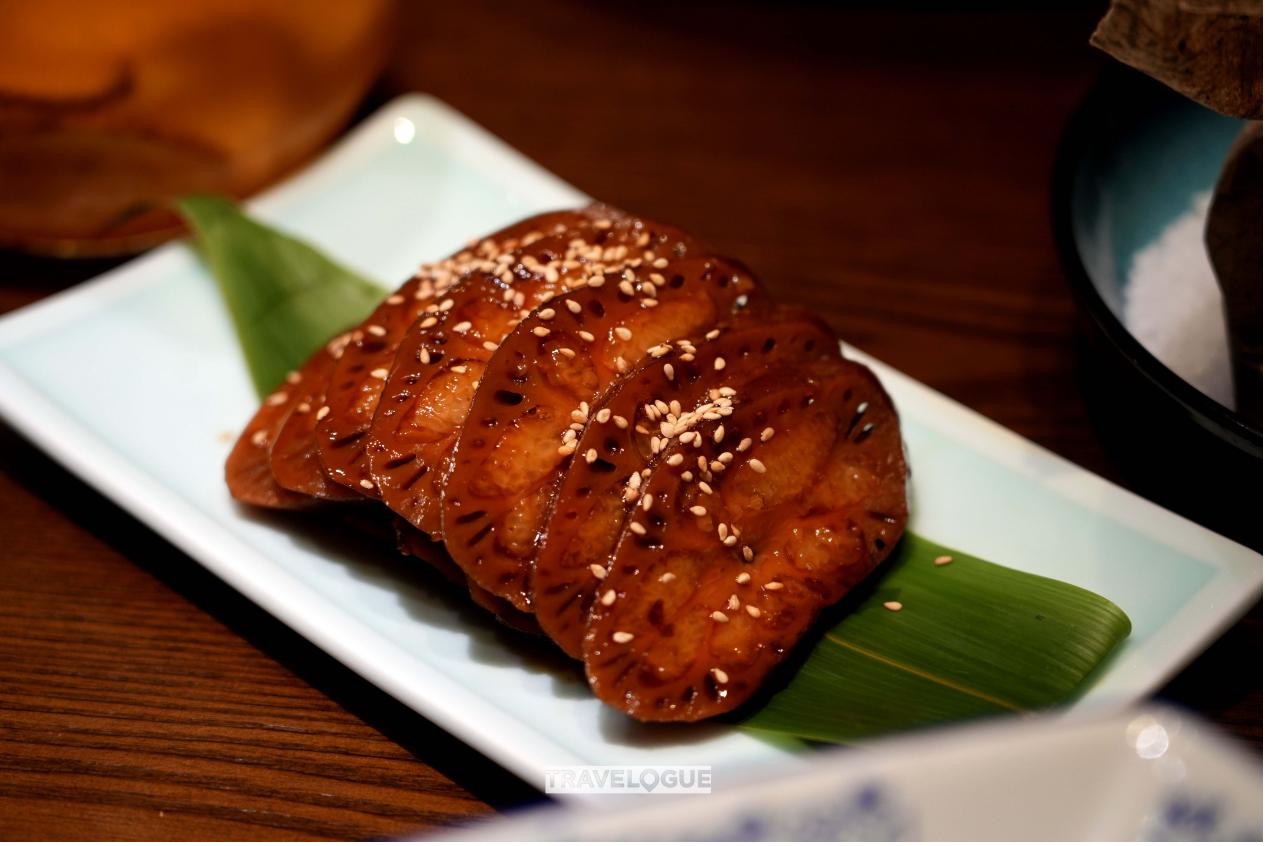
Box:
0 95 1257 799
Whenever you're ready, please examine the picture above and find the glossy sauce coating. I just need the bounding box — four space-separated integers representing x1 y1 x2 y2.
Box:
441 256 763 611
367 207 712 537
532 311 839 657
585 359 907 721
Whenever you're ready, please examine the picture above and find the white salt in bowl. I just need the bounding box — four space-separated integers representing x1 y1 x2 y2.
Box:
1053 68 1259 549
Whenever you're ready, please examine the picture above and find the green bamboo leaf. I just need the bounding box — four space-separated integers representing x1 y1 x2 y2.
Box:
177 196 388 398
742 533 1132 742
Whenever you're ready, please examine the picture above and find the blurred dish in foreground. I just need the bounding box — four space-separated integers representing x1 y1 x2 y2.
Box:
440 705 1262 841
0 0 393 257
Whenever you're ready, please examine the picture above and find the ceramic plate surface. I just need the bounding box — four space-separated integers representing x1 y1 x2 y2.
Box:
0 94 1258 799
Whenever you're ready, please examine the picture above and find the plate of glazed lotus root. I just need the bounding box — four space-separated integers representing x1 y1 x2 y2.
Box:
0 95 1256 795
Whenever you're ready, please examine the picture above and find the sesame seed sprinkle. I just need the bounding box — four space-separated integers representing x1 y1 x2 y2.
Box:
358 479 375 490
727 594 739 611
714 357 726 371
764 581 783 591
736 572 751 584
532 326 550 337
615 326 633 341
659 573 676 583
578 330 596 343
884 601 903 612
711 611 729 623
629 521 647 536
742 546 754 562
746 605 761 618
315 406 330 421
711 668 729 684
589 564 608 579
452 320 472 333
537 308 556 320
664 363 675 380
366 324 387 337
689 505 708 517
585 449 598 464
600 589 617 607
760 427 775 442
565 299 582 314
483 341 499 351
370 368 389 379
612 631 634 644
451 365 468 374
748 458 767 474
666 453 685 466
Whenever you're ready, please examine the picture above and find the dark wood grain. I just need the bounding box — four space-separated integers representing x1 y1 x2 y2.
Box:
1 2 1259 840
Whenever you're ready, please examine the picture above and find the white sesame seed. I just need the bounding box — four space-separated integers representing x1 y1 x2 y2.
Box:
600 589 617 607
315 406 330 421
884 601 903 612
250 429 268 447
681 471 694 481
578 330 596 343
760 427 775 442
748 458 767 474
613 415 629 429
736 437 753 453
742 546 754 562
653 257 668 268
420 316 438 329
612 631 634 644
718 452 734 464
746 605 761 618
483 340 499 351
438 298 455 311
664 363 675 380
452 320 472 333
589 563 608 579
585 449 598 464
614 326 633 341
451 365 469 374
659 572 676 583
713 425 725 444
628 473 641 490
727 594 739 611
711 667 729 684
265 391 288 406
764 581 783 591
588 275 605 288
641 493 653 511
366 324 387 337
557 443 576 456
537 308 556 320
689 505 708 517
619 280 636 297
705 329 721 340
934 555 954 566
370 368 389 379
717 523 729 540
418 348 431 364
714 357 726 371
629 521 646 535
723 535 738 547
358 479 375 490
565 299 582 314
532 326 550 337
666 453 685 466
736 572 751 585
711 611 729 623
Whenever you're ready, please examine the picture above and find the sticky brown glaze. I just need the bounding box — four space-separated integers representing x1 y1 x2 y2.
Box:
315 207 622 498
533 311 840 657
268 334 363 502
584 358 908 721
393 520 540 634
225 354 324 509
440 257 763 612
367 207 716 537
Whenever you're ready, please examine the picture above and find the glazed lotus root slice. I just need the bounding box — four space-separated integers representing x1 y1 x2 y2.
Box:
393 520 540 634
367 209 716 535
268 334 363 502
314 209 605 497
533 311 841 657
440 256 764 612
225 351 326 509
585 359 908 722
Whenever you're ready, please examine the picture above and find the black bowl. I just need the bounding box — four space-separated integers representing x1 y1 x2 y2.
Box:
1053 68 1261 550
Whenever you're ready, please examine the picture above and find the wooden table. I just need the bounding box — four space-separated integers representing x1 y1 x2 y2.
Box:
1 3 1258 839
